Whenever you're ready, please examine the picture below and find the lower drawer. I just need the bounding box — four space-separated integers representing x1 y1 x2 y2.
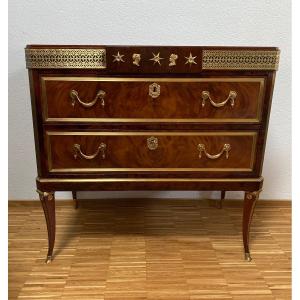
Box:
45 131 257 173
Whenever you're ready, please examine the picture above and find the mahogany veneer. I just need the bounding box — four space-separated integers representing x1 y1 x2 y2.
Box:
25 45 280 263
42 77 263 122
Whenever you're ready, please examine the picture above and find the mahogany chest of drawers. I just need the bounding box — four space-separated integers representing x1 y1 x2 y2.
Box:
25 45 280 263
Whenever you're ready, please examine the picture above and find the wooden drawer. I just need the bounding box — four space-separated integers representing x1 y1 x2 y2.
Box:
46 131 257 173
41 77 265 123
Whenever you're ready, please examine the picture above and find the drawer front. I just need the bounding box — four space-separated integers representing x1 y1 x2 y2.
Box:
42 77 264 123
46 131 257 173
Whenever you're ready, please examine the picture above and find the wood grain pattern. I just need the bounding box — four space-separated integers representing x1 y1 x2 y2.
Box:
9 199 291 300
42 77 263 122
47 132 256 172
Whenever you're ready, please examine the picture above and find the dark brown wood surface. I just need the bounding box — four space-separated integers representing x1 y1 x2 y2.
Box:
36 177 264 192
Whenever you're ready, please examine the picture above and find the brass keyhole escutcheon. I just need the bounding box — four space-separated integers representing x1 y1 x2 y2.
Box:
149 83 160 99
147 136 158 150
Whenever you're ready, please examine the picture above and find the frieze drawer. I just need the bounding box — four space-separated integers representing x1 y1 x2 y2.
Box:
41 77 265 123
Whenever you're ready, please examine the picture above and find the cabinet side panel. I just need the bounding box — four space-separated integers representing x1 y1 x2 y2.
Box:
255 72 277 175
28 69 47 177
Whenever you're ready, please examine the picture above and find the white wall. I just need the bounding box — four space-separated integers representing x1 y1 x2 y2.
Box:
8 0 291 200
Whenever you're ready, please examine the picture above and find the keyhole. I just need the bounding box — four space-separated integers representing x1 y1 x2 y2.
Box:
149 83 160 99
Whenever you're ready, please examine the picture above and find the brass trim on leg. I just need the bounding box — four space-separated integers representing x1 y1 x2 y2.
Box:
244 252 252 262
45 255 53 264
36 189 54 201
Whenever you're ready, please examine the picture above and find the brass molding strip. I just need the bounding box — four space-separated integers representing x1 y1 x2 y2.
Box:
25 48 106 69
49 168 253 173
41 77 265 83
41 76 265 123
46 117 260 123
46 131 257 136
37 177 264 183
202 50 280 70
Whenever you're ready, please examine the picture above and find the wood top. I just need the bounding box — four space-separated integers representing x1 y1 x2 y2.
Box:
25 44 279 50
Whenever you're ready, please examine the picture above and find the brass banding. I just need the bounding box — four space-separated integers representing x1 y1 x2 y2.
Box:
202 49 280 70
25 48 106 69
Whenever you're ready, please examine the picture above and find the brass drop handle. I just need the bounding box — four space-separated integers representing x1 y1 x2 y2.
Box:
149 83 160 99
147 136 158 150
198 143 231 160
73 143 106 160
70 89 106 108
201 90 237 108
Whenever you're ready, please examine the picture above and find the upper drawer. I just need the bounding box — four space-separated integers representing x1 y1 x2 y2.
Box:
41 77 265 123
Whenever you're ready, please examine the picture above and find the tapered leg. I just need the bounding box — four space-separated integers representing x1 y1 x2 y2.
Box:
37 190 55 263
72 191 78 209
243 190 260 261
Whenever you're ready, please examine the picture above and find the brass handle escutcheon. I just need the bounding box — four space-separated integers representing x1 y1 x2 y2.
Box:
70 89 106 108
149 83 160 99
198 143 231 160
147 136 158 150
73 143 106 160
201 90 237 108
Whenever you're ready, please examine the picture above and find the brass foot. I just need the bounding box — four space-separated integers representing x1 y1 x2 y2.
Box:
45 255 53 264
244 252 252 262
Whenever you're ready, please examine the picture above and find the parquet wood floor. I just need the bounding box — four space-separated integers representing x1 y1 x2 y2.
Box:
8 199 291 300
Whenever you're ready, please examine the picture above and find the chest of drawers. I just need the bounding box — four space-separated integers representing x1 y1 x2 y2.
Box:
25 45 280 263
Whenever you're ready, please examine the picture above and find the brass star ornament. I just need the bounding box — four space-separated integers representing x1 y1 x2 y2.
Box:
185 52 197 66
112 51 125 63
150 52 164 65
